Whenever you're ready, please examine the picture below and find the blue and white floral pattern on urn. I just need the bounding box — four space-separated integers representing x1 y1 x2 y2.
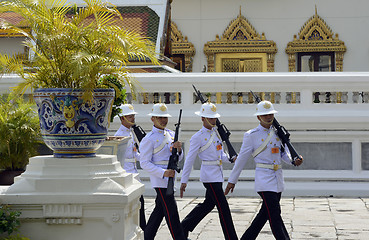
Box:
34 88 115 158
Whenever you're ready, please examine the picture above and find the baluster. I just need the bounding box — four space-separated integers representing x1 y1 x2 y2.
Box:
175 92 180 104
336 92 342 103
143 92 149 104
286 92 291 103
362 92 369 103
313 92 320 103
216 92 222 104
325 92 331 103
164 92 170 104
291 92 296 104
260 92 265 101
248 92 254 103
227 92 232 103
237 92 243 104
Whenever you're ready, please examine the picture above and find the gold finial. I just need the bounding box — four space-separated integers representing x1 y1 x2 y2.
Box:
315 5 318 18
239 6 242 17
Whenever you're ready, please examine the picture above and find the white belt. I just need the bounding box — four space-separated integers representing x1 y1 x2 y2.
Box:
154 160 169 165
125 158 136 163
202 160 222 166
256 163 281 171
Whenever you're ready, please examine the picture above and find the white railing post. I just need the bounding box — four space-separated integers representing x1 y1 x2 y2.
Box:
352 139 362 173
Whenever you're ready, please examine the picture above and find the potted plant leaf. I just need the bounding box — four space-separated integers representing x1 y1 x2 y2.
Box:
0 94 40 185
0 0 158 157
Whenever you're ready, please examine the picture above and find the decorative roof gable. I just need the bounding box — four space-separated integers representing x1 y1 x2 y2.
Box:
170 21 195 72
204 8 277 72
285 6 346 71
221 9 259 41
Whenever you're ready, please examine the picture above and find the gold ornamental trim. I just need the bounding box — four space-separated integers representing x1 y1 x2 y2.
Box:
285 6 346 72
170 21 196 72
204 7 277 72
0 27 31 38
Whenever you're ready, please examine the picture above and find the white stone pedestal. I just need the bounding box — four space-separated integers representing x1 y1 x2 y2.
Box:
0 153 144 240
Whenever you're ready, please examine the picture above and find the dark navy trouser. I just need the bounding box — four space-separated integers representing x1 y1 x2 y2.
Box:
241 191 290 240
139 195 146 231
144 188 186 240
181 182 238 240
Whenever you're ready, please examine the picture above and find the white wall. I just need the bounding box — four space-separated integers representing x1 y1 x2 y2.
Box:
0 38 25 55
171 0 369 72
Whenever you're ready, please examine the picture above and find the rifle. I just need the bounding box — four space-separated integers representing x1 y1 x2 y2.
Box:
166 109 182 195
132 124 146 151
192 85 237 163
250 90 300 165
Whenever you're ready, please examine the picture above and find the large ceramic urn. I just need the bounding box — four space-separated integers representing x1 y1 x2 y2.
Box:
33 88 115 158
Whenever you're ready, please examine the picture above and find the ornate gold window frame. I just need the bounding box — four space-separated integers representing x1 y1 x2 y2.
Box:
285 7 346 72
204 9 277 72
170 21 196 72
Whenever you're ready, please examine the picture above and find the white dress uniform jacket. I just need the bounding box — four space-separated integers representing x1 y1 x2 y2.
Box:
114 125 139 174
228 124 293 193
181 126 228 184
139 126 183 188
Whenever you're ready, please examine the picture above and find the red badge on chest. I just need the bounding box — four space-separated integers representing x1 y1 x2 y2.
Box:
216 144 222 151
271 147 279 154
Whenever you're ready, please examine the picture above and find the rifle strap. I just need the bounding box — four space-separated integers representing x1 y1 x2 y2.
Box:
153 130 171 154
131 128 140 147
252 130 275 158
198 130 216 153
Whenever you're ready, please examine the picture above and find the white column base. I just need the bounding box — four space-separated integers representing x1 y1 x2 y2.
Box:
0 154 144 240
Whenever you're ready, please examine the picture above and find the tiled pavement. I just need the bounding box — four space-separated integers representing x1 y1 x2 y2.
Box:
144 197 369 240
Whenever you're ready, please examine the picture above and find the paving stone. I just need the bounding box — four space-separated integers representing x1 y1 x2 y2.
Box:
143 197 369 239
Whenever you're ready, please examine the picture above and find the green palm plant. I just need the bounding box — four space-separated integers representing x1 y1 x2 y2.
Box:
0 0 158 101
0 94 40 170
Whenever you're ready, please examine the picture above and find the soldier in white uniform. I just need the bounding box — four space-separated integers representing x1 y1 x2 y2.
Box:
114 104 146 230
180 102 238 240
139 103 186 240
225 100 303 240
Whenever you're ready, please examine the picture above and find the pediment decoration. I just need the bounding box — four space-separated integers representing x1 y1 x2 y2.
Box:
285 7 346 71
204 8 277 72
170 21 196 72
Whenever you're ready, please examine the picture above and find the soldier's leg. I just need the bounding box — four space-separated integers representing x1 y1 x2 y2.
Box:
156 188 186 240
140 195 146 231
205 182 238 240
181 184 216 237
259 191 290 240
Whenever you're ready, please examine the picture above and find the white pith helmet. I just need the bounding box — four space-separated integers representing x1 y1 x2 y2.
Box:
254 100 278 116
195 102 220 118
148 103 172 117
118 104 138 116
